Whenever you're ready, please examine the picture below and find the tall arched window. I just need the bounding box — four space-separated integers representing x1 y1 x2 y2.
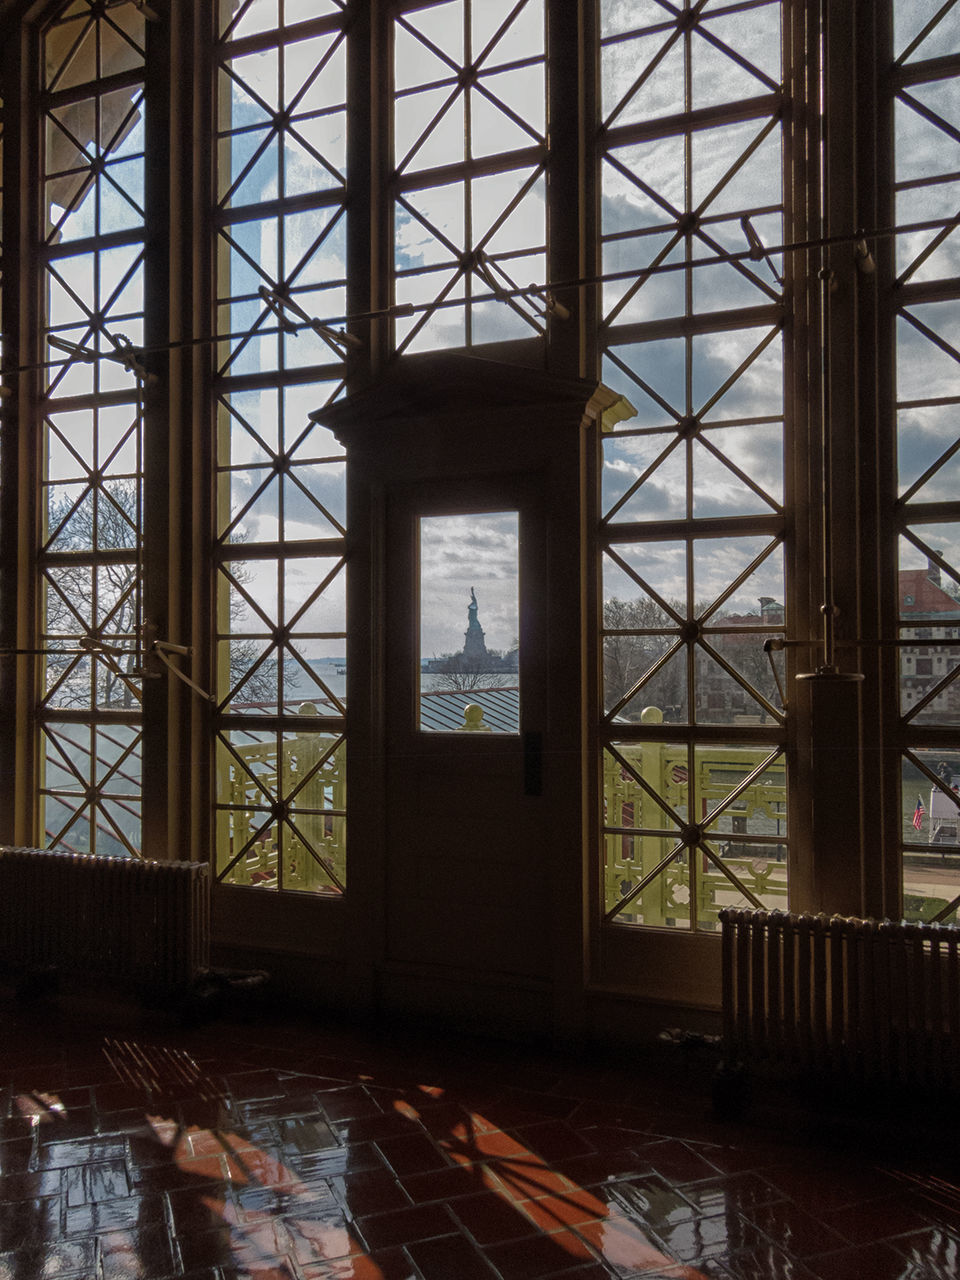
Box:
37 0 147 856
892 1 960 924
597 0 788 935
213 0 349 894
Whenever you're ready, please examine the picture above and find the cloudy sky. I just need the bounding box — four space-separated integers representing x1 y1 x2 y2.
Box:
604 535 784 621
419 512 519 660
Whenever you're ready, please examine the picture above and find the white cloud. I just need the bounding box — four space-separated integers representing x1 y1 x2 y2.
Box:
420 512 519 656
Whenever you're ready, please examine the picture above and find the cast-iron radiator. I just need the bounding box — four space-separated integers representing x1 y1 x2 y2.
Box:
720 907 960 1091
0 846 210 997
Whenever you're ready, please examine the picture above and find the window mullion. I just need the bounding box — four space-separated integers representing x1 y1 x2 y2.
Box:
546 0 591 377
346 0 385 380
0 21 38 846
797 0 891 917
139 0 176 861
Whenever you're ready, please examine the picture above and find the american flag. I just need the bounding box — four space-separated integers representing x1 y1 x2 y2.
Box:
912 795 926 830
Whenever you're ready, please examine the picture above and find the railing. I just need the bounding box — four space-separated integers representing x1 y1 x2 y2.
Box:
604 740 788 929
218 714 346 892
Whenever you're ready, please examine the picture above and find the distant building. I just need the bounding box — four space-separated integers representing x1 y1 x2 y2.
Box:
899 558 960 717
694 597 784 722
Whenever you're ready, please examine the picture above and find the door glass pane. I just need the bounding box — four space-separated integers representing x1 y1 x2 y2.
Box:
419 512 520 733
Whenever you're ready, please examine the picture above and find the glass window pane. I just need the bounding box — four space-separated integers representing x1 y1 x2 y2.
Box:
394 0 546 353
38 1 145 857
419 512 520 733
598 1 786 929
902 751 960 925
894 3 960 918
216 729 345 893
215 6 348 893
603 740 787 930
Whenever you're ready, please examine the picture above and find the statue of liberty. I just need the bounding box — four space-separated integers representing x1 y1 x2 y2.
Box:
463 587 488 664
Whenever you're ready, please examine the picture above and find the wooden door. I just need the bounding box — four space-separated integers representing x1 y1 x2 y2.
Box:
382 474 551 981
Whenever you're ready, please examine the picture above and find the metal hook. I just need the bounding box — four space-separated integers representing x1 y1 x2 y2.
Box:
854 234 876 275
47 333 156 384
473 251 570 325
763 637 787 709
740 216 784 286
257 286 363 351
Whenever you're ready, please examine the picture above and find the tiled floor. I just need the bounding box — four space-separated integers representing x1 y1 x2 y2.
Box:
1 991 958 1279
